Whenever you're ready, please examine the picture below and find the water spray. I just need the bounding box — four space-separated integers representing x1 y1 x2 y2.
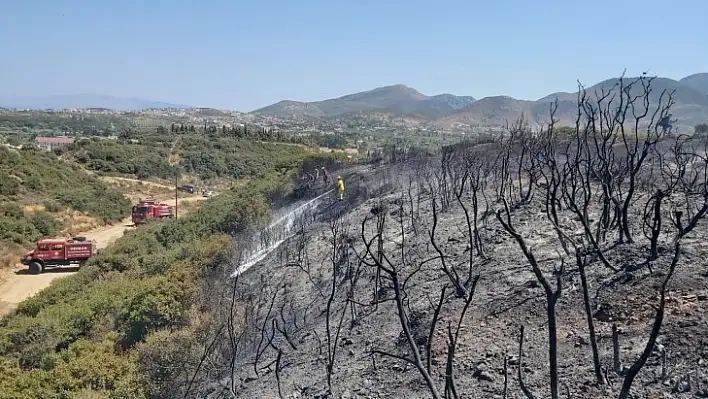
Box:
232 189 334 276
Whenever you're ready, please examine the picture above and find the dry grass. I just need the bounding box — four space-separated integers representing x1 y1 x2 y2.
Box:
205 177 249 192
318 146 359 155
57 209 103 236
0 244 25 280
22 204 104 237
178 199 203 214
100 177 174 202
22 204 46 213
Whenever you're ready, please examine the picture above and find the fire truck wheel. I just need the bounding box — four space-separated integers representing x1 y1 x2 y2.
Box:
28 261 43 275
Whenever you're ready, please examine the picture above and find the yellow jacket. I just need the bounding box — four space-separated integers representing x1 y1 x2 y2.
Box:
337 179 344 192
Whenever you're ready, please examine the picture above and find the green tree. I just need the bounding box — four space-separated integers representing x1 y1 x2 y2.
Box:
0 172 19 196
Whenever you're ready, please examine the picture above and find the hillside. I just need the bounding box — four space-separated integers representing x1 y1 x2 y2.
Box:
63 133 317 182
251 84 477 120
0 145 130 269
434 96 572 128
1 109 707 397
97 117 707 399
0 94 192 110
0 147 343 397
438 76 708 129
680 73 708 95
218 158 708 399
538 76 708 105
252 74 708 130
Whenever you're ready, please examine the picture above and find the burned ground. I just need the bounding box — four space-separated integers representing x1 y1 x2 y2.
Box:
187 77 708 399
200 155 708 399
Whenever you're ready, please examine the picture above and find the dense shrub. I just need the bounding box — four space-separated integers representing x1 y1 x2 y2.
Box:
0 205 59 245
0 110 132 136
0 172 20 196
65 134 316 181
0 146 130 249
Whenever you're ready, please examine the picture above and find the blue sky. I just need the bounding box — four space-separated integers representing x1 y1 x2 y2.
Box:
1 0 706 111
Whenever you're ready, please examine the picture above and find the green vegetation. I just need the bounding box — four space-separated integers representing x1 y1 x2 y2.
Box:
64 134 314 181
309 132 349 149
1 108 464 172
0 109 136 136
0 146 343 397
0 146 129 249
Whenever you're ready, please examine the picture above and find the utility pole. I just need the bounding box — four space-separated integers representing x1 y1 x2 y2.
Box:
168 137 182 220
175 169 178 219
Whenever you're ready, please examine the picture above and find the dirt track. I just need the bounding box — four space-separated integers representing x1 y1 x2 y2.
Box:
99 176 175 191
0 194 208 317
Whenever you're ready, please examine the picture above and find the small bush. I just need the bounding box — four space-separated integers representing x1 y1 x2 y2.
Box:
0 172 19 196
27 211 60 238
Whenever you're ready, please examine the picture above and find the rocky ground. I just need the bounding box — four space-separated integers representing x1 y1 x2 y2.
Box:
226 162 708 399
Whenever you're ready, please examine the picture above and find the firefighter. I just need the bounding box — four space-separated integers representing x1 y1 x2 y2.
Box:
322 166 330 185
658 113 675 134
336 175 345 200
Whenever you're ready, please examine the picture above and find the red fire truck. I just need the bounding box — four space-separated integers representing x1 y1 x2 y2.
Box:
21 236 97 274
131 197 175 225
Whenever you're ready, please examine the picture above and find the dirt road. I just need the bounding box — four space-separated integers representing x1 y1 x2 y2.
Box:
0 195 208 317
99 176 175 191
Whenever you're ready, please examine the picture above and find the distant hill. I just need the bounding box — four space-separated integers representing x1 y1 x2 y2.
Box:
252 74 708 130
439 76 708 129
0 94 193 110
250 84 476 120
680 73 708 96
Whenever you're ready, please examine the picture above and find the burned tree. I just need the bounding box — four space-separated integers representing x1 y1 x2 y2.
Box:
354 196 481 399
446 141 491 282
175 73 707 399
613 75 675 243
324 214 351 391
496 197 563 399
495 121 537 209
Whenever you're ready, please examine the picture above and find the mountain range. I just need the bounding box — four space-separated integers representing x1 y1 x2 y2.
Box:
3 73 707 129
251 85 477 121
0 94 192 110
252 73 708 129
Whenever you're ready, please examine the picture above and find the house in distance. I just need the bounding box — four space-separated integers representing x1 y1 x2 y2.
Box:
35 136 74 151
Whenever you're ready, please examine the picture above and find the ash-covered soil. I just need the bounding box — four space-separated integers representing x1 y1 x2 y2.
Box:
226 163 708 399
